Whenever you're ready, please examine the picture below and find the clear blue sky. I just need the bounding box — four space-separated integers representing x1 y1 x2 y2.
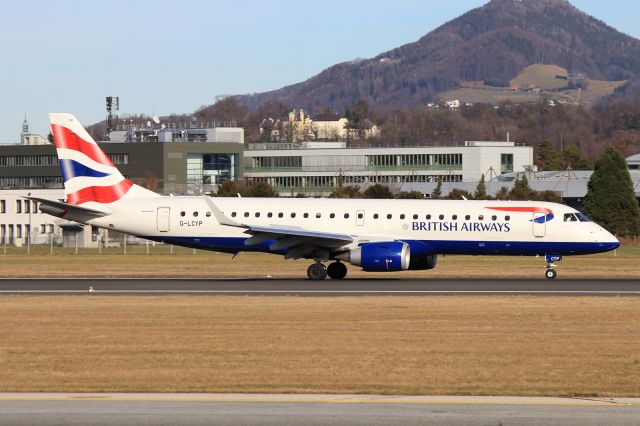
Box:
1 0 638 143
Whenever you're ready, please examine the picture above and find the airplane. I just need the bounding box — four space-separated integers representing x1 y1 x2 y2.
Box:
30 113 620 280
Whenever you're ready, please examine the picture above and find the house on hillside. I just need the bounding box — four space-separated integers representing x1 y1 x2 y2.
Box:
260 109 378 142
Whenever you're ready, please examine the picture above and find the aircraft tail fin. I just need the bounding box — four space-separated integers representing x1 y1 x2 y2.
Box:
49 113 159 205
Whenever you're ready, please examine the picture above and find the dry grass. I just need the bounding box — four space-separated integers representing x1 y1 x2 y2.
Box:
0 296 638 396
568 79 627 105
0 245 638 278
510 64 569 90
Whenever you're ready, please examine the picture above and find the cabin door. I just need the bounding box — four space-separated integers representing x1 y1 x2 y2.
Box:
532 212 546 238
356 210 365 226
157 207 171 232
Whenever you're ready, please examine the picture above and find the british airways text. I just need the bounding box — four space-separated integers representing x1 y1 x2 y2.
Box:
412 221 511 232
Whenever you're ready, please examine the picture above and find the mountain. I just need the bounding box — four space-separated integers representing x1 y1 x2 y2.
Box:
234 0 640 112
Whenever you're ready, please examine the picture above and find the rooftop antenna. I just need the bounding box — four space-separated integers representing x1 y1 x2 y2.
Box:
106 96 119 137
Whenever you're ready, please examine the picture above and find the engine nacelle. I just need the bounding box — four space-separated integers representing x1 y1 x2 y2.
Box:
409 254 437 270
347 242 410 272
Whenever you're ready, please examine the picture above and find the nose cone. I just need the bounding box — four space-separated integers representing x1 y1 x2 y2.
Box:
599 229 620 251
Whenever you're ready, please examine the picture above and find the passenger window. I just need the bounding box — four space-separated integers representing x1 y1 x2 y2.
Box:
278 213 283 218
330 213 335 219
304 213 309 218
180 211 186 217
231 212 237 217
267 212 273 218
255 212 260 218
244 212 249 217
505 215 510 221
452 215 458 220
206 211 211 217
426 214 431 220
413 214 418 220
291 213 296 218
478 215 484 221
316 213 322 218
400 214 405 220
344 213 350 219
465 215 470 220
387 214 392 219
439 214 444 220
357 213 363 219
491 215 497 221
193 211 199 217
373 213 379 219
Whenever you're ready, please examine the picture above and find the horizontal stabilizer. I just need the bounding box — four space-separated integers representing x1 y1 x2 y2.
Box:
26 196 110 219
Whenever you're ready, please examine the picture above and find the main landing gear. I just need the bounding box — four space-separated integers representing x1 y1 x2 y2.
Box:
306 261 348 280
544 254 561 280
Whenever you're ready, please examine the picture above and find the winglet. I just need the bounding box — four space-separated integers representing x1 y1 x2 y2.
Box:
203 196 242 227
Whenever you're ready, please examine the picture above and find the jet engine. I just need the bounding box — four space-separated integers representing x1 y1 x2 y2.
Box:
408 253 437 270
338 242 410 272
336 242 438 272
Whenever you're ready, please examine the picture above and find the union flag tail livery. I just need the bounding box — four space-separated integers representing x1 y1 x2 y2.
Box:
35 112 619 280
49 113 158 205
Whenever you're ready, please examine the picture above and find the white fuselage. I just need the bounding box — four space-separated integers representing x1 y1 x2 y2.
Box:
82 197 619 257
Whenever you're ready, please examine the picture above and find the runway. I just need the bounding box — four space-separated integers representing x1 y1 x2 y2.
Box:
0 394 638 426
0 278 639 295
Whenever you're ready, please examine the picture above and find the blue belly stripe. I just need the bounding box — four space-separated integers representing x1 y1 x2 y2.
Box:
138 236 619 257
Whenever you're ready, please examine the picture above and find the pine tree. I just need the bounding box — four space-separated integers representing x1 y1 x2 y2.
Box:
396 191 424 199
509 174 535 200
215 180 248 197
431 177 442 199
474 174 488 199
446 189 472 200
537 139 563 171
246 181 279 197
363 184 394 199
329 185 362 198
561 145 593 170
495 186 510 200
583 147 640 236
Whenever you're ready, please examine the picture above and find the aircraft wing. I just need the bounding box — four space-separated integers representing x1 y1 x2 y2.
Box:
26 196 110 222
241 224 354 260
204 196 353 259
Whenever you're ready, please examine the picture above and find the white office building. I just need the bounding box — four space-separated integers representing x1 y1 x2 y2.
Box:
244 141 533 195
0 189 113 249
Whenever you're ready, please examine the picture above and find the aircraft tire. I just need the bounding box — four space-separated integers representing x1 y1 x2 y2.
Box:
327 262 348 280
307 263 327 280
545 269 557 280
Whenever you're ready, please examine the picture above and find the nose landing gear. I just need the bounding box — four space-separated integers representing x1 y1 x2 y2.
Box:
544 254 561 280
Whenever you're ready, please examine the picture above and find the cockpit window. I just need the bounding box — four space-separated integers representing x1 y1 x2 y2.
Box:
564 213 578 222
575 212 592 222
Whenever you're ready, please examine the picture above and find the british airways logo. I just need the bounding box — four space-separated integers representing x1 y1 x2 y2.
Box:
51 123 133 205
411 221 511 232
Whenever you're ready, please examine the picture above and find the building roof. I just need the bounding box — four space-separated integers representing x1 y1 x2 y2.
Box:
312 113 343 122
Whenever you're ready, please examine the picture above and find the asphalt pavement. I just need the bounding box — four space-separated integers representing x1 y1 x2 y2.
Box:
0 394 639 426
0 278 638 295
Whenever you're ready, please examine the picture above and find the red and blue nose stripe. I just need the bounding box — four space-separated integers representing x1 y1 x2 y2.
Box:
485 206 555 223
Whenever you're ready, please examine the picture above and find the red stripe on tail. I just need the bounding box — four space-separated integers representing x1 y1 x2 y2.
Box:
51 124 115 167
67 180 133 205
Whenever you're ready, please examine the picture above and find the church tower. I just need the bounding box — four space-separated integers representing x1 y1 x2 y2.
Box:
21 115 29 144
